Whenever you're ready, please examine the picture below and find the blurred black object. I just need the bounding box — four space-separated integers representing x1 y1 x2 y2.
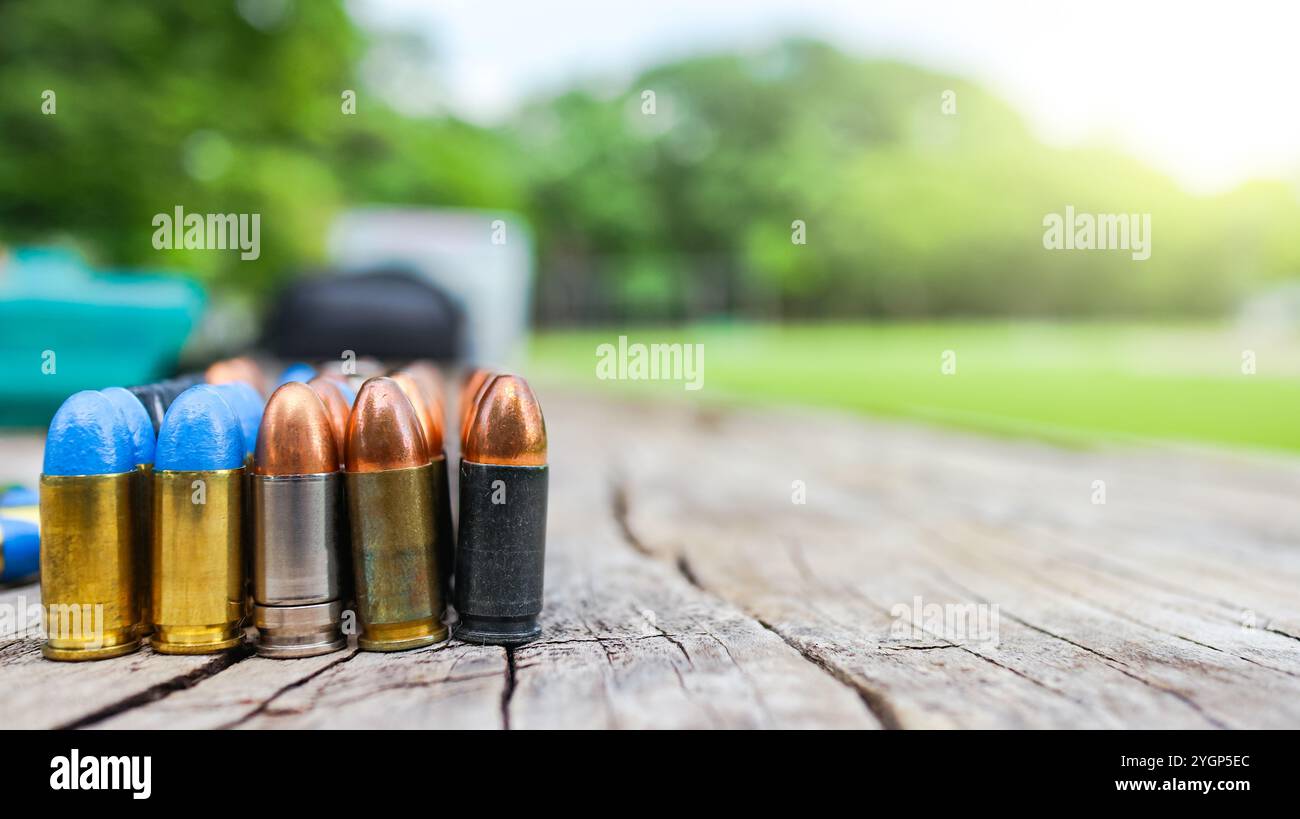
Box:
263 269 464 362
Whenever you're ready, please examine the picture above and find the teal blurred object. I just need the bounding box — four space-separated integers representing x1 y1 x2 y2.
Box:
0 248 206 426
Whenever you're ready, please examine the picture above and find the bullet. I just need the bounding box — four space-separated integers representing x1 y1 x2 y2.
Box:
458 368 495 446
150 385 247 654
405 361 446 417
276 362 317 389
0 485 40 585
308 377 351 466
252 383 346 658
127 384 169 433
1 485 39 509
326 375 357 407
215 380 266 621
39 391 141 660
215 382 264 460
455 375 548 645
157 373 205 404
1 485 40 537
206 357 267 397
101 387 158 638
309 375 355 609
345 377 447 651
392 370 455 608
0 517 39 584
1 487 41 582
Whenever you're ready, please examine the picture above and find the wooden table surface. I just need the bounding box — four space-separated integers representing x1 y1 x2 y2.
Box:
2 391 1299 729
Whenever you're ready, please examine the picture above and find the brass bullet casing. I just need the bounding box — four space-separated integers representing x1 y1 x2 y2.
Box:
456 375 548 646
345 377 447 651
252 382 346 658
392 370 455 606
151 469 246 654
39 474 141 661
133 463 153 638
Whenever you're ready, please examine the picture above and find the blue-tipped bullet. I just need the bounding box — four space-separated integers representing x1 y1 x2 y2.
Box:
276 363 317 389
40 391 142 661
1 486 39 508
0 518 39 583
100 388 156 468
154 385 246 472
0 488 40 546
102 386 159 637
151 385 247 654
215 382 265 459
214 380 264 620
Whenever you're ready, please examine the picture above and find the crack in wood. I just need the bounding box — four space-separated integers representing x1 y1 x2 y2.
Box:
501 645 516 731
217 648 361 729
609 474 889 728
58 641 256 730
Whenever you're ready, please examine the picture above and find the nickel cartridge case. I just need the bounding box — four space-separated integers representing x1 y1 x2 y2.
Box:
251 383 345 658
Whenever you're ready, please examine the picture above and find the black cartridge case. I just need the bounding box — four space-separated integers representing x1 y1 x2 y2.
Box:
454 461 547 644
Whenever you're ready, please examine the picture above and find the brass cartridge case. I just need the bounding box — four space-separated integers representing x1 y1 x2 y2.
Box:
133 463 153 637
346 464 446 651
39 473 141 661
150 469 246 654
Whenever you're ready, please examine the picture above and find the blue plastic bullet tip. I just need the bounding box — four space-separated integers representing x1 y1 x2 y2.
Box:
276 363 317 388
43 391 135 476
0 517 40 582
154 385 246 471
100 386 157 466
215 382 264 456
0 486 38 507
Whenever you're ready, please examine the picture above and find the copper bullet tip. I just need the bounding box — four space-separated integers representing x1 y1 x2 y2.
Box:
254 382 339 475
345 377 430 473
462 375 547 466
307 376 351 465
405 360 445 402
205 356 266 396
459 367 496 445
391 370 444 455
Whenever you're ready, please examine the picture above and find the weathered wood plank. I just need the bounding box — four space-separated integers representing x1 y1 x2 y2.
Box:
503 399 879 729
4 391 1296 729
602 396 1300 729
2 391 878 729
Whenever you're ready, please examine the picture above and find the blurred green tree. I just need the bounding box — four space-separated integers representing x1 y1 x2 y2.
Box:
0 0 522 297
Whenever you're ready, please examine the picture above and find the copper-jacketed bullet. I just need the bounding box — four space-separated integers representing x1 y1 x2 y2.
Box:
455 375 548 645
308 376 351 467
308 374 356 608
459 368 496 449
345 378 447 651
252 383 347 658
404 361 447 418
392 369 456 608
205 357 267 398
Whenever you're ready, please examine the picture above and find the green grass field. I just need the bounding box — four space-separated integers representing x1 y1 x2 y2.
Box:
528 322 1300 453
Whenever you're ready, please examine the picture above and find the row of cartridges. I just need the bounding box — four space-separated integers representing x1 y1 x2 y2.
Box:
39 358 547 660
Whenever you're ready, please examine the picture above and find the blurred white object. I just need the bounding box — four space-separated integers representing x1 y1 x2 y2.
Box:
328 207 534 365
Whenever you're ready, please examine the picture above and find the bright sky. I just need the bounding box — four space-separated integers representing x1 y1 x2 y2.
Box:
349 0 1300 195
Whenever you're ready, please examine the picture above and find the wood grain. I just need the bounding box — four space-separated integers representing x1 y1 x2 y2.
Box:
2 390 1296 728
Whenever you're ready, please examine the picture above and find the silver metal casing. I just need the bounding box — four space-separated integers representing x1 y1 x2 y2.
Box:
252 472 347 658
